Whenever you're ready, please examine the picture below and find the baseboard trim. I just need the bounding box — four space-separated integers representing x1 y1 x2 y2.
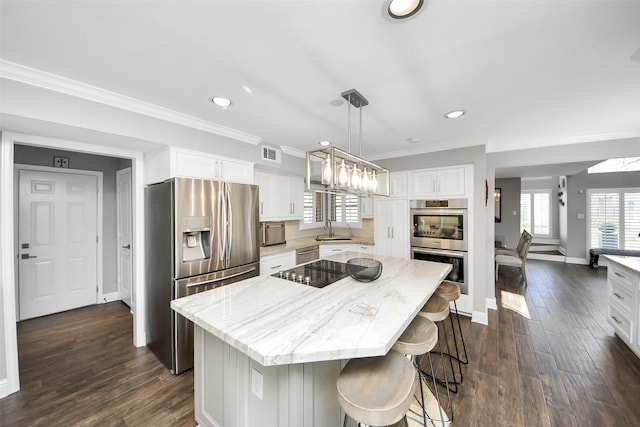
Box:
101 292 119 303
528 253 566 262
565 257 589 265
486 297 497 311
472 310 489 325
0 377 11 399
559 246 567 255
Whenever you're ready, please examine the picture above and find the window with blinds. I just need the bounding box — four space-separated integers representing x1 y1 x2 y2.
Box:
588 189 640 250
520 190 551 236
302 192 361 229
303 192 324 227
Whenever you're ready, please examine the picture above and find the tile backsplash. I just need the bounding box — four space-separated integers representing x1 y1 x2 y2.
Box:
284 219 374 240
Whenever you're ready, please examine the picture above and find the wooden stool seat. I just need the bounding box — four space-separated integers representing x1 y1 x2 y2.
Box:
392 316 438 356
418 294 449 322
434 281 461 302
337 352 415 426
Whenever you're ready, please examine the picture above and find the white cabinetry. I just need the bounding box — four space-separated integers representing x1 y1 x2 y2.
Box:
360 197 374 218
145 146 254 185
410 167 465 198
374 199 409 259
260 251 296 275
319 244 374 257
606 258 640 357
379 172 408 198
254 171 304 221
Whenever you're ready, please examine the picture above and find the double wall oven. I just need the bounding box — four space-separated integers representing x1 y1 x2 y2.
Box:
410 199 469 294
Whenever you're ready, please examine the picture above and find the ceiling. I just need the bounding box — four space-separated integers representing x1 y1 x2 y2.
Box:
1 0 640 160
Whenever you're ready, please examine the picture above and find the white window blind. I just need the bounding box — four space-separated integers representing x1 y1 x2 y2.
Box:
520 193 531 233
520 190 551 237
533 192 550 235
625 193 640 250
303 192 324 225
331 194 359 225
588 189 640 250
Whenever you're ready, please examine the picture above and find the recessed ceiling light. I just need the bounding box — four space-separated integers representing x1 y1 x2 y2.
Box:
329 99 345 107
211 96 232 108
445 110 465 119
388 0 424 19
319 140 332 146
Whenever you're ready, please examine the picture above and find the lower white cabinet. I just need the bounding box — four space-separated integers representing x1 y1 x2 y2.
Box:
606 257 640 357
374 199 409 259
319 244 374 257
260 251 295 275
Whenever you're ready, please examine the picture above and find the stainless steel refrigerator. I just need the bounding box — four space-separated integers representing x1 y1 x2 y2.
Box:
145 177 260 374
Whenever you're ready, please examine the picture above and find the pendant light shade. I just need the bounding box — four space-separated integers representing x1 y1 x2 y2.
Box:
306 89 390 197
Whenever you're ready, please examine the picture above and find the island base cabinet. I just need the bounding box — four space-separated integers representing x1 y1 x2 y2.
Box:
194 326 344 427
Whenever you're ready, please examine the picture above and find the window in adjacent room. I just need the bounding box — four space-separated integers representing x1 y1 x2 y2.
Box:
588 189 640 250
520 190 551 237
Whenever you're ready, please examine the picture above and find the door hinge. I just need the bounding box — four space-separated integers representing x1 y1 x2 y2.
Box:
96 235 99 243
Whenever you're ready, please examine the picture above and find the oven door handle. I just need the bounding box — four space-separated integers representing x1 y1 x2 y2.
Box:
411 209 466 216
412 247 466 258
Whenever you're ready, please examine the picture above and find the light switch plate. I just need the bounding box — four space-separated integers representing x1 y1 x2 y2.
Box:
577 213 585 219
251 368 263 400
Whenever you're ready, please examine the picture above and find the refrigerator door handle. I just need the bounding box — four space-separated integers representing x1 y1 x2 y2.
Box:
185 266 257 288
225 183 233 266
218 184 226 262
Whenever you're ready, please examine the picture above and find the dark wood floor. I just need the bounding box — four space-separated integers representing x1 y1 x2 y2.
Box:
3 260 640 426
433 260 640 427
0 302 196 427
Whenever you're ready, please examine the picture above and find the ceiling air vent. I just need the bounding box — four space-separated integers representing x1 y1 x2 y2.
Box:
261 145 281 163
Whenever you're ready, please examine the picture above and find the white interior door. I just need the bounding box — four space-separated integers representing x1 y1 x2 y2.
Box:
117 167 133 307
18 169 98 320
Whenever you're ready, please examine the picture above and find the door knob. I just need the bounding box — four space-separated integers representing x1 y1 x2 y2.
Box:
122 244 131 249
21 254 37 259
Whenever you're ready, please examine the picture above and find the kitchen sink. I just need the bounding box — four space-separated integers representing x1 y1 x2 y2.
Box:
315 235 352 241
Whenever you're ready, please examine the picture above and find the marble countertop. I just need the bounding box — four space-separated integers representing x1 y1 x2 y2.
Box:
260 236 374 256
171 251 451 366
603 255 640 274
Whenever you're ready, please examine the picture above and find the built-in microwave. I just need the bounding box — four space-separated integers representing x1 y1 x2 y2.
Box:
410 199 468 251
260 221 286 246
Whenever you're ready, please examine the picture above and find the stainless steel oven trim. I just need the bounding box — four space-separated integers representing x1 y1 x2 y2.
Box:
410 246 469 294
410 200 468 252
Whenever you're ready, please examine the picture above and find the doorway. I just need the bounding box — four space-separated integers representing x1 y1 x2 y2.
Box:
17 167 101 320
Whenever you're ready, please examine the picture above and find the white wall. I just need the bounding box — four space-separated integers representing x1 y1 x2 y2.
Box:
495 178 521 248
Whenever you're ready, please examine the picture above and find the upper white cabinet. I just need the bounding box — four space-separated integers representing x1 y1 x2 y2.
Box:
380 172 408 198
360 197 374 218
410 167 465 198
255 171 304 221
145 146 254 185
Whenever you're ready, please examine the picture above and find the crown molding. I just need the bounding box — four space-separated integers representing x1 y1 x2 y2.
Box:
0 60 262 145
367 137 483 161
280 145 306 159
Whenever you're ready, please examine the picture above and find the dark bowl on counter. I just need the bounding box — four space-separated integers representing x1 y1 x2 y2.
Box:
346 258 383 282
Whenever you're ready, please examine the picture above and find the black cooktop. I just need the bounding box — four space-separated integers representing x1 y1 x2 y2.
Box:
272 260 348 288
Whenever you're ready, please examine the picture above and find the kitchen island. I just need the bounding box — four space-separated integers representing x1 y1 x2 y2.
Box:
171 252 451 427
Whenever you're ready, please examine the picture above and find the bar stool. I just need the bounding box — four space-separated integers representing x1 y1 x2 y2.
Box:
392 315 453 426
435 281 469 367
337 351 415 427
417 294 462 393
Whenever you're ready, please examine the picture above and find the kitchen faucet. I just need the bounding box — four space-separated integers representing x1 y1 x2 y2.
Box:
346 223 353 238
326 219 333 237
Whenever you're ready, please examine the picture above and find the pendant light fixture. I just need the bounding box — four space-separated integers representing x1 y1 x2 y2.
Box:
306 89 390 197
